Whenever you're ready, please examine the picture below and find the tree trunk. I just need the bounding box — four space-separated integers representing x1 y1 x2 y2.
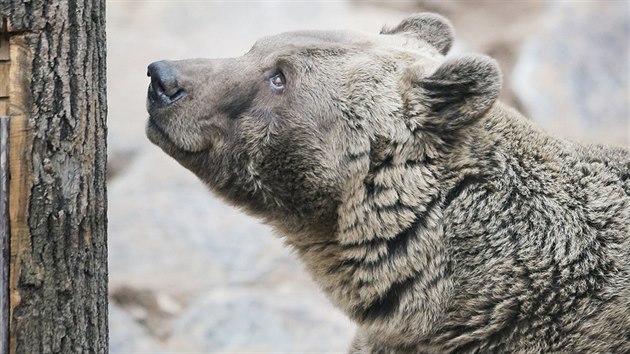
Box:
0 0 108 353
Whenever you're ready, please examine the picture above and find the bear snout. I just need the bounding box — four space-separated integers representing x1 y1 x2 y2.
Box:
147 60 187 108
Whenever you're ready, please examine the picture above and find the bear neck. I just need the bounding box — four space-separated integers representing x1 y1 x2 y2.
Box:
286 103 536 337
283 124 491 331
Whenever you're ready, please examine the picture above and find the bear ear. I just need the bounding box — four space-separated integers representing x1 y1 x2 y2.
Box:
381 13 454 55
413 54 502 132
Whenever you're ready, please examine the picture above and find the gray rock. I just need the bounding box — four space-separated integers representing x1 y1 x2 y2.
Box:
168 288 354 352
107 148 297 293
109 304 163 353
512 1 629 146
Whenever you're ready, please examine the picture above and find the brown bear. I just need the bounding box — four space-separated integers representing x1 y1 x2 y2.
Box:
145 13 630 354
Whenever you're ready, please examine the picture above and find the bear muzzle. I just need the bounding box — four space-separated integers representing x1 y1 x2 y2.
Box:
147 60 187 108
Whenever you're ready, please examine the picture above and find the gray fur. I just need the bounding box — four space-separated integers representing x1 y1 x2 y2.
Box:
146 13 630 354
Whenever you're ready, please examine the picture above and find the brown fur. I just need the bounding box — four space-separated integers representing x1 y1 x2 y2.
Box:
146 13 630 353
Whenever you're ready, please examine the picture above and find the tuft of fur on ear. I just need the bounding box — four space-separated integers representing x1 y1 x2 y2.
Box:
417 54 502 132
381 13 455 55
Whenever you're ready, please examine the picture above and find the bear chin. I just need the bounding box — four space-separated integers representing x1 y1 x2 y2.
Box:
146 116 211 155
146 117 191 158
146 117 177 151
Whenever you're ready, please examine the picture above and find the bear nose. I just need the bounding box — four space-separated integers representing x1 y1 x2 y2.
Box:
147 61 186 107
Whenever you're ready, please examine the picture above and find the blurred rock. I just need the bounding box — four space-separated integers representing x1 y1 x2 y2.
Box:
108 148 304 291
167 288 354 352
512 1 629 146
109 304 163 353
110 285 188 339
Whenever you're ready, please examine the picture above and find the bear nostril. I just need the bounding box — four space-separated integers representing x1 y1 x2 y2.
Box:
158 81 165 95
147 60 187 107
152 78 166 96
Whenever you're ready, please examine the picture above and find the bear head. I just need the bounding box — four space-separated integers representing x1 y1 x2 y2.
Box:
145 13 502 242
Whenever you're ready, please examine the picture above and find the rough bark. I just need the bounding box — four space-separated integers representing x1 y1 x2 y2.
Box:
0 0 108 353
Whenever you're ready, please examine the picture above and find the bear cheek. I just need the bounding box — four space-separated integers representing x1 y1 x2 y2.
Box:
263 140 340 214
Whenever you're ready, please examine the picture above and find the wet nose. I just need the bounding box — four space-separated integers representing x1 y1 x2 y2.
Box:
147 61 186 107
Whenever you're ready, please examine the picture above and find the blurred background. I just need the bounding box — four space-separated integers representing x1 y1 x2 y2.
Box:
106 0 628 352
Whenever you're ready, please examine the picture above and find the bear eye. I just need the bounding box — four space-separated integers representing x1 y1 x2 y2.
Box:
269 72 286 92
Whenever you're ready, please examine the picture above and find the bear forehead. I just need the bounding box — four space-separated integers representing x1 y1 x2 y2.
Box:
249 29 443 58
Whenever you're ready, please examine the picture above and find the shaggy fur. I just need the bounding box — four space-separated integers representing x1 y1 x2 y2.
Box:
146 13 630 353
